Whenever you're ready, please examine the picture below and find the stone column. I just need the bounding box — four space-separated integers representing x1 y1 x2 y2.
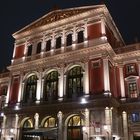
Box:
105 107 112 140
57 111 63 140
6 75 12 105
41 79 44 99
58 65 64 100
122 111 128 140
1 115 6 140
84 108 89 140
63 75 67 98
36 72 42 102
34 113 39 129
103 58 110 92
119 66 125 98
18 73 23 103
15 114 19 140
83 61 89 95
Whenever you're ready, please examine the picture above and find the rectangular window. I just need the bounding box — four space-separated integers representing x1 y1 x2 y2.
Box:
126 64 135 74
129 82 137 98
132 113 140 122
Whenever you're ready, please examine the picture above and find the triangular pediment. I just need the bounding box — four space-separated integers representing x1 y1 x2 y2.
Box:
13 5 104 36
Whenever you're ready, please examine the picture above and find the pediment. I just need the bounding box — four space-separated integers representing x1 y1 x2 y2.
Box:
13 5 104 36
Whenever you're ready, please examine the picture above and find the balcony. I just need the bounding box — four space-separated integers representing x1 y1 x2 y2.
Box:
3 92 120 114
12 37 108 65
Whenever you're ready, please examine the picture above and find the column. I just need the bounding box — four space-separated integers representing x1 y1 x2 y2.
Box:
51 32 55 55
18 73 23 103
83 61 89 95
1 115 6 140
103 58 110 92
84 108 89 140
63 75 67 98
41 79 44 99
15 114 19 140
105 107 112 140
41 35 46 58
36 72 42 101
58 65 64 100
57 111 63 140
72 26 76 44
12 42 16 59
138 63 140 76
34 113 39 129
119 66 125 98
6 76 12 105
84 22 88 41
101 18 106 35
122 111 128 140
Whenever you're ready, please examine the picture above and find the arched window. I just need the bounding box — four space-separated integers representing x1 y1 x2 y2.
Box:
67 115 84 140
67 66 83 98
77 30 84 43
43 117 57 128
43 71 58 101
22 118 33 140
56 36 61 49
27 45 32 56
23 118 33 129
66 34 72 46
36 42 42 54
46 39 51 51
23 75 37 103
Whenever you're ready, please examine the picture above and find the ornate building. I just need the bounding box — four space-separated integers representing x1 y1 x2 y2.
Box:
0 4 140 140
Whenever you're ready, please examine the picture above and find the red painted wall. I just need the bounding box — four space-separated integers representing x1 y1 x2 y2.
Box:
87 23 102 40
115 67 121 98
109 64 117 97
89 59 104 94
14 45 25 59
9 77 20 104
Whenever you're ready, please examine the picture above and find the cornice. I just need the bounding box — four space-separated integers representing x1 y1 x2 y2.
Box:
8 42 114 72
13 6 105 40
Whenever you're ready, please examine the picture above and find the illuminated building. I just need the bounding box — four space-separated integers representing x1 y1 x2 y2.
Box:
0 4 140 140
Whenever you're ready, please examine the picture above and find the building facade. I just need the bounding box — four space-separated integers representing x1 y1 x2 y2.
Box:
0 4 140 140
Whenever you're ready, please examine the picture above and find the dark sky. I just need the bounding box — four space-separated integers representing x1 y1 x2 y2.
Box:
0 0 140 71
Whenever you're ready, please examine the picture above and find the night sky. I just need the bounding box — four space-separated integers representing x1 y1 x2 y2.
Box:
0 0 140 71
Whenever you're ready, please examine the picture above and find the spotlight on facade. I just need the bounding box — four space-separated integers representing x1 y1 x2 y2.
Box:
10 129 14 133
0 112 4 117
104 90 111 97
80 98 87 104
15 105 20 110
82 126 87 132
95 136 102 140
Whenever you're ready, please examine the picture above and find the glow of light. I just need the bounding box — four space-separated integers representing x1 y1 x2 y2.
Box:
10 129 14 133
96 136 102 140
82 126 87 132
0 112 4 117
103 125 108 130
15 105 20 110
80 98 87 104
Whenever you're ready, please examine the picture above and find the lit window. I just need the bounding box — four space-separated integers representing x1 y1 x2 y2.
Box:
126 64 135 74
129 82 137 98
132 113 140 122
43 71 58 101
67 66 83 98
44 117 57 128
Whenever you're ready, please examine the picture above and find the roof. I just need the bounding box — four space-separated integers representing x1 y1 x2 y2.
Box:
13 5 104 38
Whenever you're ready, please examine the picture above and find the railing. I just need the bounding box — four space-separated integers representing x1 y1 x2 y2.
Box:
114 43 140 54
12 38 107 65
